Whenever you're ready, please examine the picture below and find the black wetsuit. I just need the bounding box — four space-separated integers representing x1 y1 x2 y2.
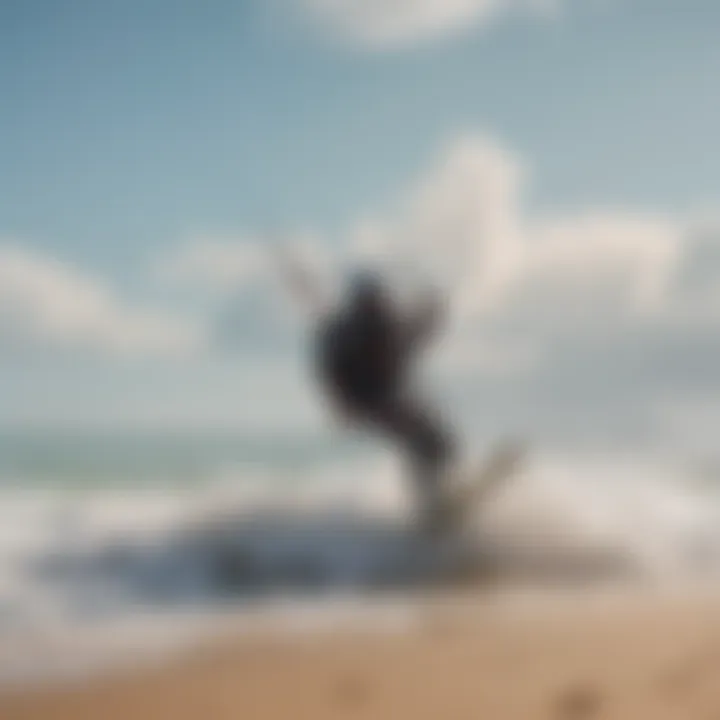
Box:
314 289 455 520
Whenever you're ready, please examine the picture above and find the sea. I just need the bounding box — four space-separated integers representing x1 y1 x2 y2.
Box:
1 428 720 687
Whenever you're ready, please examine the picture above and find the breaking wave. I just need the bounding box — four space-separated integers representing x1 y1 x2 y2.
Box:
1 448 720 684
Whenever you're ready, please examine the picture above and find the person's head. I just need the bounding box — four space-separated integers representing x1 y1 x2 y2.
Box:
347 270 388 315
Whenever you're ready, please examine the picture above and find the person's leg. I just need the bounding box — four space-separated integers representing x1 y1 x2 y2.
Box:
370 396 457 530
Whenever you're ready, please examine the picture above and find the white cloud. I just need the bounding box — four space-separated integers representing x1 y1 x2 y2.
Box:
6 131 717 441
0 245 203 358
660 220 720 327
304 0 558 49
159 134 708 393
512 212 681 327
351 135 526 316
348 133 685 336
159 132 703 396
160 237 267 293
133 130 720 444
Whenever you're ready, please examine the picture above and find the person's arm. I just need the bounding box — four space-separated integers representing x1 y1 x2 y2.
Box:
276 247 331 320
403 287 446 352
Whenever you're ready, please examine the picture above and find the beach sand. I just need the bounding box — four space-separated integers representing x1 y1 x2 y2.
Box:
2 590 720 720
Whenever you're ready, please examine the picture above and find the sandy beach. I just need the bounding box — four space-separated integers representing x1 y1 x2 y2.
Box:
2 590 720 720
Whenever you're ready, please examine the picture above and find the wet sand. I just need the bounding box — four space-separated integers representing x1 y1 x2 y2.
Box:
2 591 720 720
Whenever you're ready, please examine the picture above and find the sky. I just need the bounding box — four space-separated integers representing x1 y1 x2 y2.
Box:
1 0 720 449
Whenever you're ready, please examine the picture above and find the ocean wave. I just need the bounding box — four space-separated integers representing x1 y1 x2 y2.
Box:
1 449 719 684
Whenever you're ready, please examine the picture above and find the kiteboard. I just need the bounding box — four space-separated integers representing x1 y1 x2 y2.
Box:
424 439 527 537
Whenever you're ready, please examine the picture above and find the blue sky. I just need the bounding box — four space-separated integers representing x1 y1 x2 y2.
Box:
1 0 720 446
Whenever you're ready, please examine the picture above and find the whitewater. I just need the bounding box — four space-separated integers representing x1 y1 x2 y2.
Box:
1 434 720 688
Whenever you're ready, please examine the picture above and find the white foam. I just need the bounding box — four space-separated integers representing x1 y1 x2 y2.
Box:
1 449 720 686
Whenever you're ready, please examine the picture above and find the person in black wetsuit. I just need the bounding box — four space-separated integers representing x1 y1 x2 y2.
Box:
313 272 457 530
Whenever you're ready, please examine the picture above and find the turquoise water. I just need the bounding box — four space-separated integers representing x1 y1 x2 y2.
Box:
0 430 371 488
